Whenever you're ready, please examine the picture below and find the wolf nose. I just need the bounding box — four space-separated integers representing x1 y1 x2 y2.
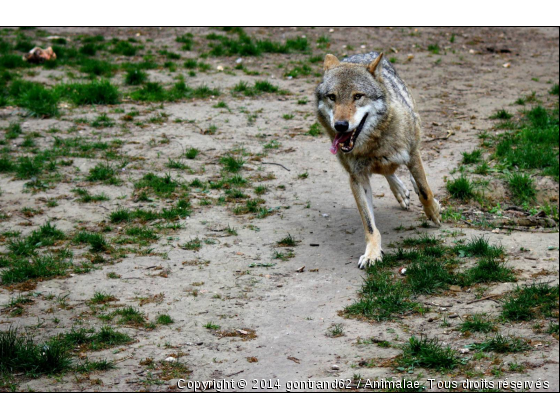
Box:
334 121 349 132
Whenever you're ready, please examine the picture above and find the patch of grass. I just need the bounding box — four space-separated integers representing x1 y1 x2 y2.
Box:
207 29 308 57
474 161 490 175
508 173 536 204
16 83 59 117
254 185 268 195
91 113 115 128
75 358 115 373
327 323 344 337
182 238 202 251
156 314 174 325
0 328 71 375
5 122 22 140
345 272 419 321
204 322 220 330
398 336 459 371
90 291 117 305
73 231 108 252
73 188 109 202
30 221 66 245
87 162 120 184
427 44 440 54
454 236 504 258
220 155 244 173
185 147 199 159
402 234 440 248
460 314 496 333
489 109 513 120
213 100 228 109
461 257 515 286
462 149 482 165
273 250 295 261
493 106 558 180
501 283 559 321
277 234 297 247
176 33 194 50
125 227 158 241
547 323 559 334
56 326 131 351
307 122 322 137
80 59 115 78
56 79 120 105
1 254 71 285
125 68 148 85
111 40 138 56
109 208 132 223
447 175 475 200
550 83 559 95
134 173 179 197
231 80 279 96
405 259 455 294
107 306 146 326
470 334 530 353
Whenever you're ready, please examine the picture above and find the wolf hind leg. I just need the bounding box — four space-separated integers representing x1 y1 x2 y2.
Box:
385 174 410 210
410 174 420 196
407 150 441 226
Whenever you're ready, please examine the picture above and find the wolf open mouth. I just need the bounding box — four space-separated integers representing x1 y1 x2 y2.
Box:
330 113 369 155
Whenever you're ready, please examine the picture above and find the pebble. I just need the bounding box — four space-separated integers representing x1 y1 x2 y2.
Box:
331 365 340 370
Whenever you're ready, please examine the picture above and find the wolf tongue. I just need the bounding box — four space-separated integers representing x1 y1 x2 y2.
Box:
330 132 352 155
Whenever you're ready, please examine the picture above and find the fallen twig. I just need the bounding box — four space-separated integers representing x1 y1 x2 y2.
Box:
466 294 502 304
261 162 291 171
226 370 244 377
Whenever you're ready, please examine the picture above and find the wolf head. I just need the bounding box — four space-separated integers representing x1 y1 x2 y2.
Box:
315 53 388 155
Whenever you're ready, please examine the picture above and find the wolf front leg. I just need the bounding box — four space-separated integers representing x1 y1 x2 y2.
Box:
407 150 441 226
349 175 383 269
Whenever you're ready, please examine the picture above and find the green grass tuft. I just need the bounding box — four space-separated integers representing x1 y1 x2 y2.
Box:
398 336 459 371
508 173 536 204
345 272 419 321
470 334 530 353
56 79 120 105
460 313 496 333
501 283 559 321
490 109 513 120
447 175 475 200
462 149 482 165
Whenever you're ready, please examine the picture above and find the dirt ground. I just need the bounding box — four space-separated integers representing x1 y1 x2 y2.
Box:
0 26 558 392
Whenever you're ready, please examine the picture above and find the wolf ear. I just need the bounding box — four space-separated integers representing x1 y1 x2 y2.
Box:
367 53 384 78
323 54 340 71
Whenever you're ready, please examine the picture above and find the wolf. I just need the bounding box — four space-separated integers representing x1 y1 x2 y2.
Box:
315 52 441 269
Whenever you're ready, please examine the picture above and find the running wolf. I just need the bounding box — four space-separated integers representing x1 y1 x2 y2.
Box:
315 52 441 269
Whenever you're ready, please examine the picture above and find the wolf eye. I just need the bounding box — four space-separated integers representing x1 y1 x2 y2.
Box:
327 94 336 101
354 94 364 100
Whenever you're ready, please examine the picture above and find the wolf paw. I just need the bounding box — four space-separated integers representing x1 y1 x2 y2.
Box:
395 188 410 210
358 247 383 269
424 198 442 227
388 177 410 210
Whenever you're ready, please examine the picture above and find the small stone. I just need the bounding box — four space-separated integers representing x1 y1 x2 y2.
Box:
165 357 177 362
459 348 470 354
331 364 340 370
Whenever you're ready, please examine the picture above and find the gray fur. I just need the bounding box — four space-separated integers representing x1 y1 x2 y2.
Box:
342 52 414 112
